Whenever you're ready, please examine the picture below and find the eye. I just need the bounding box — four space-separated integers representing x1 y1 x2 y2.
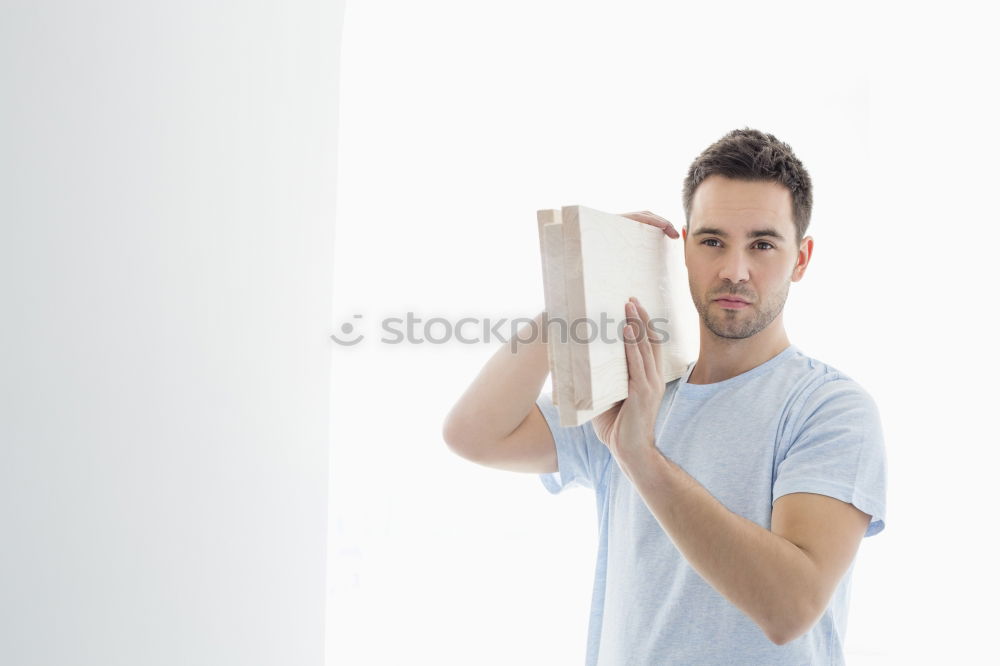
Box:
701 239 722 247
753 241 775 250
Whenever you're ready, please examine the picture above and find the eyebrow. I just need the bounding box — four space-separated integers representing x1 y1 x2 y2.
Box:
692 226 786 241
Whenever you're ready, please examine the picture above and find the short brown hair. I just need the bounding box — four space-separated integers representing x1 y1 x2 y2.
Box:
682 128 812 244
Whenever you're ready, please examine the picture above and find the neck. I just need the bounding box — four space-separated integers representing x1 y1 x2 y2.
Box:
687 320 791 385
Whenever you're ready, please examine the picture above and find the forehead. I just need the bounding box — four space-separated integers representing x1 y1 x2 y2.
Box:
690 175 794 228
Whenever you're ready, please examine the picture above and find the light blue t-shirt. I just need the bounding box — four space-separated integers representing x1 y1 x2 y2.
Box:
536 344 887 665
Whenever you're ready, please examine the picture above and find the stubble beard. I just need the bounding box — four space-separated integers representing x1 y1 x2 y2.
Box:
692 280 790 340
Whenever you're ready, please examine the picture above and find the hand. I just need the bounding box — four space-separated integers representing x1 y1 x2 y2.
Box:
591 297 667 467
619 210 681 239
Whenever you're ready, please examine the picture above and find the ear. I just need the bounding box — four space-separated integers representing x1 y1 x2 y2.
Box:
681 226 687 242
791 236 814 282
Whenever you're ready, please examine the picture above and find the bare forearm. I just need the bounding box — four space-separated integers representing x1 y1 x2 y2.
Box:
443 312 550 450
619 447 820 644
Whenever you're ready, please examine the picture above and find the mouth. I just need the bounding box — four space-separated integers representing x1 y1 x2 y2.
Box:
714 297 750 309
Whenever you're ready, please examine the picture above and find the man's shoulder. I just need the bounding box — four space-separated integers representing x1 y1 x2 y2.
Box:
775 347 880 420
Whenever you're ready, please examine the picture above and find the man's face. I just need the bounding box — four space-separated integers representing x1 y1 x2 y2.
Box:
682 175 810 340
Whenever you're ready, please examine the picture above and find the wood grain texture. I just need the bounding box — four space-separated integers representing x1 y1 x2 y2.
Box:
537 205 696 427
537 209 596 426
535 210 560 407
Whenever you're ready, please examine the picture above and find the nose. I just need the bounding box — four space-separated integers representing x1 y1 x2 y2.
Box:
718 250 750 284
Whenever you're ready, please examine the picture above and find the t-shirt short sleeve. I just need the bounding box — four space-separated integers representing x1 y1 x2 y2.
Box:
773 377 888 537
535 391 612 495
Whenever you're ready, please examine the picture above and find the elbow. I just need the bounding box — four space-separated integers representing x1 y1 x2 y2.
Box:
764 618 807 646
765 625 801 647
442 411 476 459
442 413 463 451
763 599 821 646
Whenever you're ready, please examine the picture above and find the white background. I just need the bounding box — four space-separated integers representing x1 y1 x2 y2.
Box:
1 2 995 665
1 2 342 664
329 1 998 664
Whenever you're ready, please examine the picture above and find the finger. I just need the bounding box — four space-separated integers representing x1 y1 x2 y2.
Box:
628 301 657 384
630 297 663 381
624 323 645 384
620 211 671 231
623 306 645 384
619 211 680 239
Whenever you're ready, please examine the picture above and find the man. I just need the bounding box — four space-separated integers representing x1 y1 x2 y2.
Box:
442 128 887 665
